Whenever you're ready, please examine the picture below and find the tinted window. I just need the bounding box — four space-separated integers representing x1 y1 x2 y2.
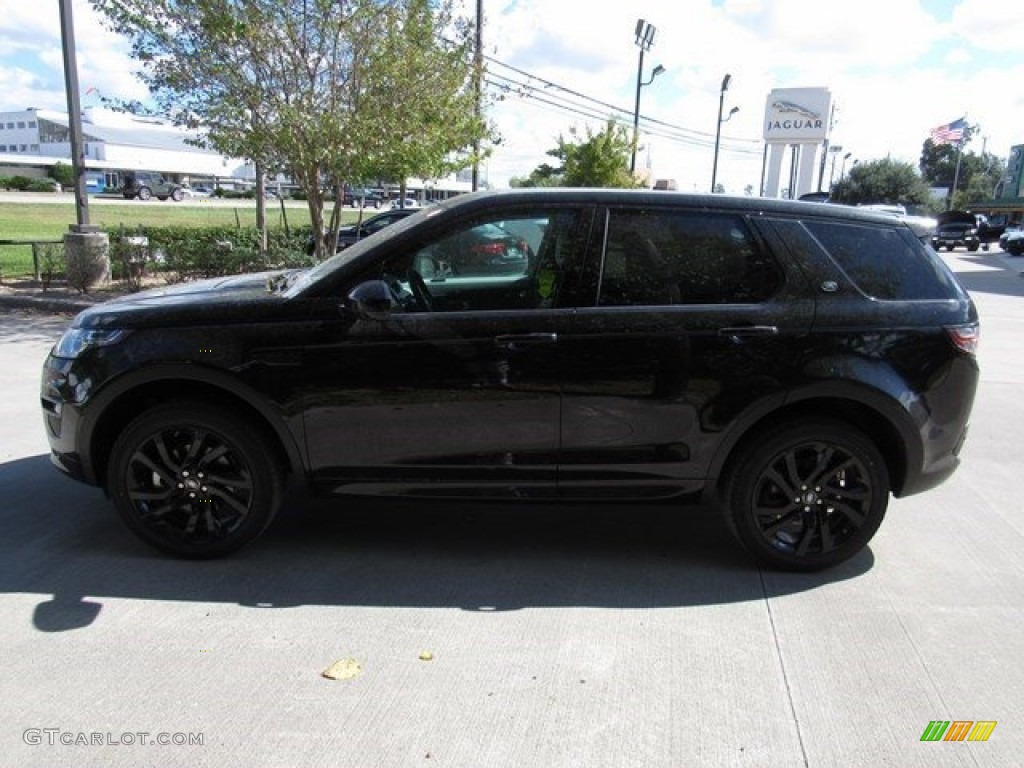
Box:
598 209 782 306
802 220 961 300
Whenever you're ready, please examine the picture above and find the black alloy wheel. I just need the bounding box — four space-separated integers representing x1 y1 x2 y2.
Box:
107 402 283 558
724 419 889 571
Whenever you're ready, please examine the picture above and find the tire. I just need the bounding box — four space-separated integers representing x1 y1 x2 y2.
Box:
137 186 152 201
968 243 979 252
171 188 184 202
106 402 284 558
723 419 889 571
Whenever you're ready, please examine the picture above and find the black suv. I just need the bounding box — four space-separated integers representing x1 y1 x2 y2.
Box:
932 210 980 252
41 190 979 570
121 171 185 202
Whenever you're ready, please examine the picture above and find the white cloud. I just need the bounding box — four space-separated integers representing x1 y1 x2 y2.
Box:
951 0 1024 52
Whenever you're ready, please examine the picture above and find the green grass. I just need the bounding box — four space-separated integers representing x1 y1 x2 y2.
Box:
0 199 365 277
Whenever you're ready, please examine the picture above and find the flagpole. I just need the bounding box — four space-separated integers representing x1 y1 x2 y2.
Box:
949 143 963 211
947 115 968 211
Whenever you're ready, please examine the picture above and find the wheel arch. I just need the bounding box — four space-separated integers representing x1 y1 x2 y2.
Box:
710 395 916 502
85 372 304 492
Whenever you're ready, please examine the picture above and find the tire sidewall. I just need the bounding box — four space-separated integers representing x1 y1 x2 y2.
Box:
726 420 889 571
107 403 282 558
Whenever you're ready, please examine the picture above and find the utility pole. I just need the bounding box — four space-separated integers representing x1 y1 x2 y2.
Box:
59 0 109 288
471 0 483 192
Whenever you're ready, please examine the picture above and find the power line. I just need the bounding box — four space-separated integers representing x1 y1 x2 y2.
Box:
483 56 762 156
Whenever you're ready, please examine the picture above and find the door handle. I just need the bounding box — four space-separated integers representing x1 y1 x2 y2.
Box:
495 333 558 349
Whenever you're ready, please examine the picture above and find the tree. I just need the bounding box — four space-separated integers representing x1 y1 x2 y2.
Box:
514 119 640 189
830 158 931 207
557 120 641 188
50 161 75 188
919 123 1005 208
509 163 563 188
92 0 490 260
358 0 488 205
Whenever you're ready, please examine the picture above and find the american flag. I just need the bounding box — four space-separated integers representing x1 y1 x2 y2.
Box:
930 117 967 145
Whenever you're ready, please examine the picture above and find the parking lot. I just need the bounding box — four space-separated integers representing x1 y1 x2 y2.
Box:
2 247 1023 767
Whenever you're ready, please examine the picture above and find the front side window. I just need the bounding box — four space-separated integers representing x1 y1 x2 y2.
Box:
364 209 585 313
598 209 782 306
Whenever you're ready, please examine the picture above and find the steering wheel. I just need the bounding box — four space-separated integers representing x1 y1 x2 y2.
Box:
407 269 434 311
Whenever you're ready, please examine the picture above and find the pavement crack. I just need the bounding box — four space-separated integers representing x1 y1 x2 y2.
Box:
759 567 811 768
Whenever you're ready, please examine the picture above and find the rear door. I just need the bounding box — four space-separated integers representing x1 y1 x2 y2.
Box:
557 204 815 498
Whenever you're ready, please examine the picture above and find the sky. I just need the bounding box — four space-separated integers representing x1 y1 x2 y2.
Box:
2 0 1023 194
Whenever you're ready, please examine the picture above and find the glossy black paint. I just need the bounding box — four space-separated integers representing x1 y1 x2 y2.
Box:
42 189 978 511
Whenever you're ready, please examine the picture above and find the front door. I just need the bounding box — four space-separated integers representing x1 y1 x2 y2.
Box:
300 206 593 498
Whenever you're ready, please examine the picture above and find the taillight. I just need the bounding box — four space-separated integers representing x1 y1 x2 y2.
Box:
470 242 506 255
946 324 979 355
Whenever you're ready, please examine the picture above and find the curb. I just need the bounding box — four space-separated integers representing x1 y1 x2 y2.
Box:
0 293 95 313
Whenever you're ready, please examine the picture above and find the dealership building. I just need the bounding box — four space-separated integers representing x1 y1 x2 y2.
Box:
0 106 473 199
0 107 247 192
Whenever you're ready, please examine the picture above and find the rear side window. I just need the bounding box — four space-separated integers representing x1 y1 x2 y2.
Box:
802 219 961 300
598 209 782 306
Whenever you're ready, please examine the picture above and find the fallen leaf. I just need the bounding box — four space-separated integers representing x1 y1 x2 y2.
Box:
322 658 362 680
418 651 434 661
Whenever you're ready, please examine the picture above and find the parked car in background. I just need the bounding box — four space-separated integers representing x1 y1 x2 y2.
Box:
390 196 420 209
121 171 185 202
41 190 979 571
336 209 418 249
1000 226 1024 255
858 203 936 243
342 187 385 208
932 210 980 252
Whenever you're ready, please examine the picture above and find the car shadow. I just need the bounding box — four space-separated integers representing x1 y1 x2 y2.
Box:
0 454 874 632
951 253 1024 299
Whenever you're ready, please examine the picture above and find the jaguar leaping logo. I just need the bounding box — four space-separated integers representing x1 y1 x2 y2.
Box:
771 100 821 120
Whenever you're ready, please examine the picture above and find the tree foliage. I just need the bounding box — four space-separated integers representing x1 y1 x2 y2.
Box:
91 0 490 259
830 158 931 207
511 119 641 189
918 121 1006 208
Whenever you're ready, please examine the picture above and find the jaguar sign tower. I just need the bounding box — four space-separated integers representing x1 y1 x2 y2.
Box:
762 87 833 199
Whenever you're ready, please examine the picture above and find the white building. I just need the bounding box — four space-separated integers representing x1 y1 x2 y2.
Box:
0 106 478 198
0 107 248 192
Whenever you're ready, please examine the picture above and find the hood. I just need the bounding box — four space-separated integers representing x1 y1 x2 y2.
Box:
74 269 300 330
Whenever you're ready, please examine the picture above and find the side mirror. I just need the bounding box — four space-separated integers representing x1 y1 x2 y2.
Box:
347 280 395 320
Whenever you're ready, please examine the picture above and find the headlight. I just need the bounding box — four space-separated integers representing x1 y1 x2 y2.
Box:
52 328 129 359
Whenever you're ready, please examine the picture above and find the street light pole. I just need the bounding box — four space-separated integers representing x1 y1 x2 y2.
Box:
630 19 658 175
840 152 852 182
711 73 737 193
827 145 843 188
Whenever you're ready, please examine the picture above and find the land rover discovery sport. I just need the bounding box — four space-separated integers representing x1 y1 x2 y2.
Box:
41 190 979 570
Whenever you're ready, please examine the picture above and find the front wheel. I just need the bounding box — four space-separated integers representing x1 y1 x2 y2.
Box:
171 188 184 202
723 419 889 571
107 402 284 558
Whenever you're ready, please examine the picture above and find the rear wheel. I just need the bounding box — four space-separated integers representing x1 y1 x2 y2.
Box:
723 419 889 571
137 186 152 201
107 402 283 558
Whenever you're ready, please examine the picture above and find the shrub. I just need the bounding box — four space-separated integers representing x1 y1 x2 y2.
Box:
101 225 316 283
